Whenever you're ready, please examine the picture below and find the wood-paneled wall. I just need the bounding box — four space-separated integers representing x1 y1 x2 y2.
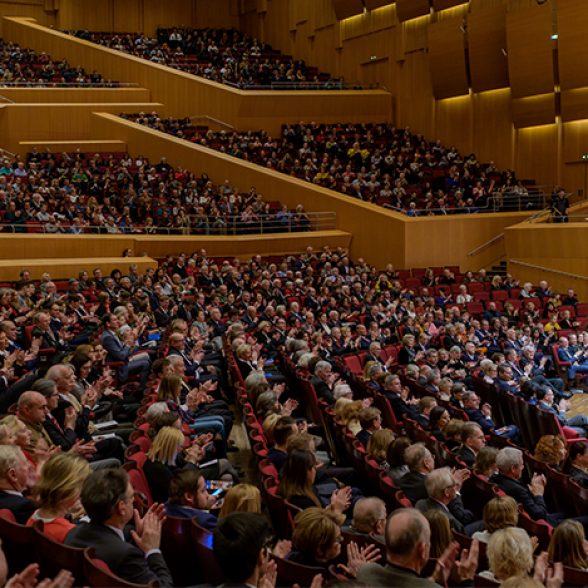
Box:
505 223 588 299
1 16 392 136
0 88 151 103
88 112 530 271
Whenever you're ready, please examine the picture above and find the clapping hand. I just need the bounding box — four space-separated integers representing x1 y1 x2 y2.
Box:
338 542 381 578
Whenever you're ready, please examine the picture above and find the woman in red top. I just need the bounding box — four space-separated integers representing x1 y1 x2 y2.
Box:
26 453 91 543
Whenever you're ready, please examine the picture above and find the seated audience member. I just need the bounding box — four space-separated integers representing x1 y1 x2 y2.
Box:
547 519 588 570
423 509 452 559
218 483 262 519
0 445 35 523
454 422 486 468
27 453 91 542
385 436 411 485
442 418 465 450
278 449 350 522
311 360 339 405
65 468 173 586
415 467 478 535
462 390 519 441
479 527 536 583
101 313 151 385
428 406 450 443
213 512 273 587
289 507 380 572
491 447 588 530
557 336 588 383
0 414 38 466
534 434 567 469
367 428 394 469
399 443 435 504
536 386 588 437
348 497 387 541
357 411 384 451
567 440 588 487
164 469 217 529
473 446 499 479
267 415 297 471
143 426 237 503
415 396 437 429
472 496 519 544
356 508 478 587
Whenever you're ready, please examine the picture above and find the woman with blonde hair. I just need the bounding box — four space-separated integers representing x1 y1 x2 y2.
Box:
336 399 363 435
219 484 261 519
366 428 394 465
143 426 239 503
157 374 182 403
473 495 519 544
547 519 588 570
27 453 91 543
480 527 534 583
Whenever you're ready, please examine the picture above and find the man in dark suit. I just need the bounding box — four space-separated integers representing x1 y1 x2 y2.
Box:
399 443 435 504
310 360 339 405
453 422 486 468
0 445 35 524
65 468 173 587
490 447 588 531
356 508 478 587
355 407 382 448
100 313 151 385
415 467 479 535
213 512 272 587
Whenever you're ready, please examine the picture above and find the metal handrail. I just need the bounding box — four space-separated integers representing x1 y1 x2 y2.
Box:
188 115 235 130
222 80 375 91
0 81 139 88
0 211 336 235
509 260 588 282
467 233 505 257
0 95 15 103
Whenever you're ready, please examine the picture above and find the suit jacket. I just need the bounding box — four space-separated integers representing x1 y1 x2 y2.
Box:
415 497 475 534
0 490 35 524
101 330 131 362
65 522 173 586
454 445 476 468
311 376 334 405
398 471 428 504
356 428 371 448
464 408 495 434
490 472 548 520
570 466 588 489
357 562 442 587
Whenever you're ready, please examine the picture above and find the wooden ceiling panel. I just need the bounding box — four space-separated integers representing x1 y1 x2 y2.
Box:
558 0 588 90
364 0 394 10
468 5 509 92
429 16 469 99
396 0 430 22
332 0 364 20
512 94 555 128
506 5 554 98
432 0 467 10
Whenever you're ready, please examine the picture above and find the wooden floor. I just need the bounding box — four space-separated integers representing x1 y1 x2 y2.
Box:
568 392 588 419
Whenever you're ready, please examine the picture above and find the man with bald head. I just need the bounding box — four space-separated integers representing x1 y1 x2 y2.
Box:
356 508 478 587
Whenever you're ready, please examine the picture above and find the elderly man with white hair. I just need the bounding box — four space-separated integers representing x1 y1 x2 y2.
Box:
491 447 588 532
415 467 479 535
310 360 339 405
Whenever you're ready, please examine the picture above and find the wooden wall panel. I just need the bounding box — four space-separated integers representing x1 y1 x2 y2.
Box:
0 87 150 103
314 0 337 30
512 94 555 128
557 0 588 91
561 88 588 122
506 5 554 98
468 6 509 92
473 89 514 171
435 94 473 156
428 17 469 99
0 1 53 34
56 0 113 31
516 124 558 186
142 0 194 35
396 0 430 22
562 120 588 196
332 0 364 21
113 0 141 32
432 0 467 10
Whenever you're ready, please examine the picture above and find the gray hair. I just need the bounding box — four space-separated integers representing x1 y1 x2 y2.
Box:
0 445 26 478
352 497 386 534
144 402 169 423
496 447 523 473
333 383 353 400
314 361 332 376
424 467 454 500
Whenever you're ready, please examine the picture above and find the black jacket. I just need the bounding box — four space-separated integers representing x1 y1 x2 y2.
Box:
490 472 548 520
398 471 427 504
0 490 35 524
65 521 173 586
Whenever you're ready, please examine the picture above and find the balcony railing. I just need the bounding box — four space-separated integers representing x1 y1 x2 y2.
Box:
0 211 337 235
